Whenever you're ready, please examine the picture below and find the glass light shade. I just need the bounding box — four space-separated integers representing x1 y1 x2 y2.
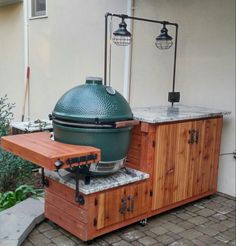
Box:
155 25 173 50
155 39 173 49
112 35 132 46
112 19 132 46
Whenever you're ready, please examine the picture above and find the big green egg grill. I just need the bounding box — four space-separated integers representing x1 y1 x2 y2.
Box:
51 77 135 175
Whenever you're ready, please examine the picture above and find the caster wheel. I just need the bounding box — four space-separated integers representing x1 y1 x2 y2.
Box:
139 218 147 226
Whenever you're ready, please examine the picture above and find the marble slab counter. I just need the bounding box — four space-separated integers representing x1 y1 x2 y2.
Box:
132 105 230 124
45 168 149 195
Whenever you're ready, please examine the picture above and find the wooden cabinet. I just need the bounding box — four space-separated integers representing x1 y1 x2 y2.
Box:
44 178 149 241
96 181 149 229
150 117 223 210
127 117 223 212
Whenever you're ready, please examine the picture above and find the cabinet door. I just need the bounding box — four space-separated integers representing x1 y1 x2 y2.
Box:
188 118 222 196
124 182 149 220
152 121 192 210
152 118 223 211
96 182 149 230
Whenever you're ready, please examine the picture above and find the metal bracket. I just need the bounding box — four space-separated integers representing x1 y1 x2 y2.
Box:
75 167 85 205
41 168 49 187
119 196 127 214
188 129 195 144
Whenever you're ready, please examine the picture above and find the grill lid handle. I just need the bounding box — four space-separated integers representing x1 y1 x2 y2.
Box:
115 120 139 128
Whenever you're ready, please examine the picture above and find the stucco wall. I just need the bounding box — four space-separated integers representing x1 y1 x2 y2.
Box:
0 3 24 119
0 0 235 196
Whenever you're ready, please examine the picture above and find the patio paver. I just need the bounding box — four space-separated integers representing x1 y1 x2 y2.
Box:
23 193 235 246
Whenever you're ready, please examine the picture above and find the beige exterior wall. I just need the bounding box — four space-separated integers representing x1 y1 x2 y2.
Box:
0 0 235 196
0 3 24 120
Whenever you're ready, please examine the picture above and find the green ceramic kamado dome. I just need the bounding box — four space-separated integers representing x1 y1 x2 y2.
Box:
52 77 133 124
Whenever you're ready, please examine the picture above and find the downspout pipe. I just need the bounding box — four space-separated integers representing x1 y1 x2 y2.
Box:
123 0 134 102
22 0 30 121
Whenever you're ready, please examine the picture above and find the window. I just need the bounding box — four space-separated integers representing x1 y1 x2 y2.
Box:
30 0 47 18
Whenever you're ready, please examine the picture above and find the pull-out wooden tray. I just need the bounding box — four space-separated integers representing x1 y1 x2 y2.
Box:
1 132 101 170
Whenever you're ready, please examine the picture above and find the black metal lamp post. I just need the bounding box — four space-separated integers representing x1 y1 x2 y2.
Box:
104 13 180 106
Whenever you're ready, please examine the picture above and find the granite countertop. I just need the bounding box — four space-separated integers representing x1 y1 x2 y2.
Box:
11 120 52 132
45 168 149 195
132 105 230 124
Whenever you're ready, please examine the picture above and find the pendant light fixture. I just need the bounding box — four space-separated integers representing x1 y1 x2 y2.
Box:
155 23 173 49
112 18 132 46
104 13 180 107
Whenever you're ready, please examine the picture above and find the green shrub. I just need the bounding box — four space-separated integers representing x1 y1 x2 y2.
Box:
0 95 36 192
0 184 43 211
0 94 15 136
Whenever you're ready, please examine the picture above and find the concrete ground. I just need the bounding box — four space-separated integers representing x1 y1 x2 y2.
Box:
23 193 235 246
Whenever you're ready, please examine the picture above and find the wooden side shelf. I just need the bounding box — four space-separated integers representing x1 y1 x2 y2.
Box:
1 132 101 170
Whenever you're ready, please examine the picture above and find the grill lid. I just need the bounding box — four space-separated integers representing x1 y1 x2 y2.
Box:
52 77 133 124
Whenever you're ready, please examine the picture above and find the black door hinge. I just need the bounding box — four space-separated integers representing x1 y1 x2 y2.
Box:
93 218 97 227
94 198 98 206
150 190 153 197
152 140 156 148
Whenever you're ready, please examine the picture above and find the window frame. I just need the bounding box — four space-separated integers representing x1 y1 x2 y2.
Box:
29 0 48 20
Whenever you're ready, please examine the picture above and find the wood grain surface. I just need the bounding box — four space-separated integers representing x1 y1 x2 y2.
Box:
1 132 101 170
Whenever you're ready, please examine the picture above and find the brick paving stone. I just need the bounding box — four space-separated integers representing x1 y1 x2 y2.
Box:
150 226 168 236
179 229 203 240
185 211 197 217
194 204 205 209
166 232 182 240
197 234 217 244
37 222 53 233
192 239 208 246
169 239 195 246
172 218 184 224
28 233 51 246
209 222 228 232
177 221 195 229
214 207 232 215
208 216 220 223
96 239 109 246
112 240 133 246
22 240 34 246
156 234 175 244
161 214 178 221
162 222 185 233
196 208 215 217
185 205 200 212
187 216 208 225
220 220 235 228
121 230 145 241
43 229 62 239
52 235 75 246
138 236 158 245
58 227 72 237
194 224 219 236
104 234 122 244
219 230 236 241
131 241 143 246
215 234 230 243
176 212 193 220
144 230 157 238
